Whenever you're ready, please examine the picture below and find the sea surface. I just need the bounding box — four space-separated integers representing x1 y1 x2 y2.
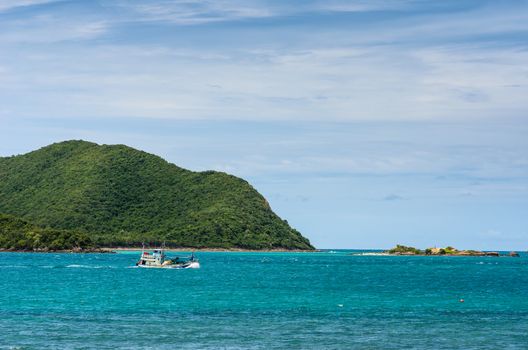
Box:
1 250 527 349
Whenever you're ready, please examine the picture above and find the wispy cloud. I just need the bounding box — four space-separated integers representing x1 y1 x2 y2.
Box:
26 3 528 120
9 43 526 121
313 0 419 13
1 1 527 122
0 18 108 43
0 0 61 12
117 0 274 25
384 194 404 201
111 0 427 25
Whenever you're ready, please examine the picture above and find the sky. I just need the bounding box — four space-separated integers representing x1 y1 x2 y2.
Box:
0 0 527 249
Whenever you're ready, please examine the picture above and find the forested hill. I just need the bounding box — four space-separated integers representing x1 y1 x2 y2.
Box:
0 140 314 250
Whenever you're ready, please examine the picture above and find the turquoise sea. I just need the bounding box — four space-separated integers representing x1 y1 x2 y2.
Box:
1 250 527 349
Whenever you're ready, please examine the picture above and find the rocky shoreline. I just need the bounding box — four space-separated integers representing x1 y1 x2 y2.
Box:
0 247 318 253
0 247 115 253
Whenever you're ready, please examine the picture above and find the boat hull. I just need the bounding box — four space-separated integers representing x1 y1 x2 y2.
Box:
137 261 200 269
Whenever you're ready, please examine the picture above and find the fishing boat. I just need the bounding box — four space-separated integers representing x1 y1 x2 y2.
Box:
135 246 200 269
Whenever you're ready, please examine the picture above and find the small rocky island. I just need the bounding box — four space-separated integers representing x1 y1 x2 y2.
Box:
387 245 520 257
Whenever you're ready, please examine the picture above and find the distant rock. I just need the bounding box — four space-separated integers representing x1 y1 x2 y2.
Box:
457 250 486 256
509 251 520 257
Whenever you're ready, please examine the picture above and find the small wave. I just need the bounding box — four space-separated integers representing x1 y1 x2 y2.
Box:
66 264 112 269
0 264 123 269
352 252 389 256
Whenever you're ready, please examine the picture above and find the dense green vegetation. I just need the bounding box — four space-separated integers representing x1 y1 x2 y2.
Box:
387 244 422 255
0 140 313 250
0 214 92 251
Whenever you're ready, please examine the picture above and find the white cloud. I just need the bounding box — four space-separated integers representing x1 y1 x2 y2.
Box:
0 0 61 12
0 0 527 122
1 42 527 122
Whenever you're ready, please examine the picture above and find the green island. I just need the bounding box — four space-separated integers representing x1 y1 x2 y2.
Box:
387 244 519 257
0 140 314 252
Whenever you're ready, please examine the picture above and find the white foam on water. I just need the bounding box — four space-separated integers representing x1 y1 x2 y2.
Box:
66 264 113 269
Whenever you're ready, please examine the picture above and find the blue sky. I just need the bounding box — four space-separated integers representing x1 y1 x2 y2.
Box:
0 0 527 249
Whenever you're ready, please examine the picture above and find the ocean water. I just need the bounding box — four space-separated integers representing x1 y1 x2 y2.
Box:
1 250 527 349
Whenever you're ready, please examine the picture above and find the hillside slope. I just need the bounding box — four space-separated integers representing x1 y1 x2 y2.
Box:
0 141 313 250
